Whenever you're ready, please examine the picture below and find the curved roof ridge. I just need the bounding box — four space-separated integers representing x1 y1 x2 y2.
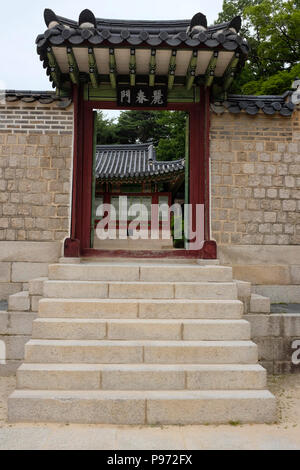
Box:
96 143 150 149
227 93 290 101
55 14 234 33
155 158 185 165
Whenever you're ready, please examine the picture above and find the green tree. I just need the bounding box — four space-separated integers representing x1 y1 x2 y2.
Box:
216 0 300 94
155 111 187 161
115 111 162 144
217 0 262 24
96 111 118 145
113 110 187 161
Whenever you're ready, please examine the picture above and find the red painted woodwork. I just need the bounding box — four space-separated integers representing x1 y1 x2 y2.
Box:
204 87 211 241
65 86 214 259
64 84 83 258
64 238 80 258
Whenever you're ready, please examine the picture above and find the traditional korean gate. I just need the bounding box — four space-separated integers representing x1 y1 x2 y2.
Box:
34 9 249 259
65 84 215 259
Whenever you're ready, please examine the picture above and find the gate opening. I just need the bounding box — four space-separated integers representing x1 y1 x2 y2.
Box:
91 110 189 251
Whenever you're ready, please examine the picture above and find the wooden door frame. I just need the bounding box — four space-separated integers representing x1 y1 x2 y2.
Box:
64 84 216 259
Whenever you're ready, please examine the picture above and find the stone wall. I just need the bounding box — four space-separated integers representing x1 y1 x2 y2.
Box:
0 241 62 299
210 106 300 246
0 98 299 300
245 313 300 375
0 99 74 297
218 245 300 303
210 107 300 300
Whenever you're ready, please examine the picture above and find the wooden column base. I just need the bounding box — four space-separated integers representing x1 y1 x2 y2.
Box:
64 238 81 258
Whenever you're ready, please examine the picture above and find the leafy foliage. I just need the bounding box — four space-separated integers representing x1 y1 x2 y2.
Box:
216 0 300 94
115 111 161 145
243 62 300 95
95 111 118 145
96 110 187 161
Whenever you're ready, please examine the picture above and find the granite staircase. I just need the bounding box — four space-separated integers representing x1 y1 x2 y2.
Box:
8 260 276 424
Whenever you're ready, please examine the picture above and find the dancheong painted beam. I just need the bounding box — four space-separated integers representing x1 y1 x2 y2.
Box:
88 48 99 88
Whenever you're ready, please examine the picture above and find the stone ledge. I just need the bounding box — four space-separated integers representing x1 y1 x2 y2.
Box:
0 335 31 360
29 278 47 296
254 285 300 303
245 314 281 337
0 360 22 376
0 283 22 301
0 263 11 282
5 312 37 335
0 242 62 263
12 263 49 283
218 246 300 266
235 280 251 313
245 313 300 375
250 294 270 314
8 292 30 312
233 265 291 285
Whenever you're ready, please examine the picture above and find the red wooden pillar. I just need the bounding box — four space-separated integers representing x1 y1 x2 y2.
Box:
81 103 94 250
204 87 211 242
64 85 84 257
64 87 95 256
188 86 215 256
189 101 203 236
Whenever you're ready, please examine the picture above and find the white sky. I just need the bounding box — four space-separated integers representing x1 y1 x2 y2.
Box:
0 0 224 119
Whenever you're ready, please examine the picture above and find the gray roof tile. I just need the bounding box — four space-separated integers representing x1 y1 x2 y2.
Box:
96 143 185 182
211 93 295 117
3 90 71 107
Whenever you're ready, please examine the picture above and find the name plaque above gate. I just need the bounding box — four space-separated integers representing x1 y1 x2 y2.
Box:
117 85 168 108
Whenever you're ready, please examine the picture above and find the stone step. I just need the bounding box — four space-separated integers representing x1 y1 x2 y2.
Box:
48 264 232 283
79 258 208 265
43 280 238 300
250 294 271 313
93 238 174 251
32 318 251 341
8 389 276 424
16 364 267 391
38 298 244 319
24 340 258 364
8 292 30 312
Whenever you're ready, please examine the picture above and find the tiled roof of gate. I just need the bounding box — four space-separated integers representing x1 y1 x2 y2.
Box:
211 92 296 116
95 143 185 182
36 9 249 58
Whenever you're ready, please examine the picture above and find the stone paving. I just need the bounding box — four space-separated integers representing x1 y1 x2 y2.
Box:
0 375 300 449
